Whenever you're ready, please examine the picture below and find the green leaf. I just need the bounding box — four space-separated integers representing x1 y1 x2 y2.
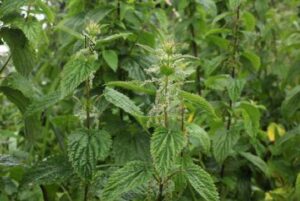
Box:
112 132 151 164
239 152 269 175
242 51 261 70
36 0 55 22
22 155 73 185
12 19 48 48
95 33 131 47
25 91 62 116
237 102 261 137
68 129 112 179
281 85 300 118
103 50 118 72
0 0 29 17
0 28 36 77
196 0 217 16
106 81 156 95
242 11 256 31
102 161 152 201
227 78 246 102
184 163 220 201
179 90 219 120
150 127 186 175
1 73 40 100
204 74 230 91
187 123 211 154
213 128 239 164
60 52 99 96
104 87 143 116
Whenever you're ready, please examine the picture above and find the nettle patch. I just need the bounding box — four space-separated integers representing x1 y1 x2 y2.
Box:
1 0 300 201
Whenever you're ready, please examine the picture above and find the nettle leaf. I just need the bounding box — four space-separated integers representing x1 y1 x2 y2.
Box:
150 127 186 175
213 128 239 164
25 91 62 116
237 102 261 138
281 85 300 118
227 78 246 102
68 129 112 179
242 51 261 70
239 152 269 175
184 163 220 201
102 161 152 201
103 50 118 72
0 28 36 77
95 33 131 47
186 123 211 154
179 90 219 120
104 87 143 116
0 0 29 17
12 19 48 48
107 81 156 95
204 74 231 91
60 52 99 96
22 155 73 185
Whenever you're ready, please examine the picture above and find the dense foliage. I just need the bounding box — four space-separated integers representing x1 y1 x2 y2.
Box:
1 0 300 201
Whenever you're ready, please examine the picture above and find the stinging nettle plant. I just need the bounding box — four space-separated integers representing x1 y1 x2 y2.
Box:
1 0 300 201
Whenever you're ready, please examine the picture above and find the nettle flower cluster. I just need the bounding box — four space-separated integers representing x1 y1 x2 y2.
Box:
146 40 194 128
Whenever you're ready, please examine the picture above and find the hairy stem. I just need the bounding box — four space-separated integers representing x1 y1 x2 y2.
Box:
163 76 169 128
157 182 164 201
40 185 49 201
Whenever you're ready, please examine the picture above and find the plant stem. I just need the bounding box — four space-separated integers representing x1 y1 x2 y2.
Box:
157 182 164 201
83 184 89 201
163 76 169 128
188 1 201 95
40 185 49 201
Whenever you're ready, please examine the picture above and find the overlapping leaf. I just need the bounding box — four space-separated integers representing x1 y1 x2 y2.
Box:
102 161 152 201
150 127 186 175
184 163 220 201
68 129 112 179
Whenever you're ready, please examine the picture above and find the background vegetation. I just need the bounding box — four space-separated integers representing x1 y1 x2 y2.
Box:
1 0 300 201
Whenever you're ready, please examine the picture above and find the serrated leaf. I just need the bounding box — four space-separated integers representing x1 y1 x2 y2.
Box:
113 132 151 164
12 19 48 48
227 78 246 102
184 163 220 201
1 73 40 100
68 129 112 179
150 127 186 175
281 85 300 118
0 28 36 77
237 102 261 138
242 51 261 70
22 155 73 185
103 50 118 72
187 123 211 154
179 90 219 119
107 81 156 95
104 87 143 116
239 152 269 175
0 0 29 17
25 91 62 116
213 128 239 164
60 52 99 96
102 161 152 201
